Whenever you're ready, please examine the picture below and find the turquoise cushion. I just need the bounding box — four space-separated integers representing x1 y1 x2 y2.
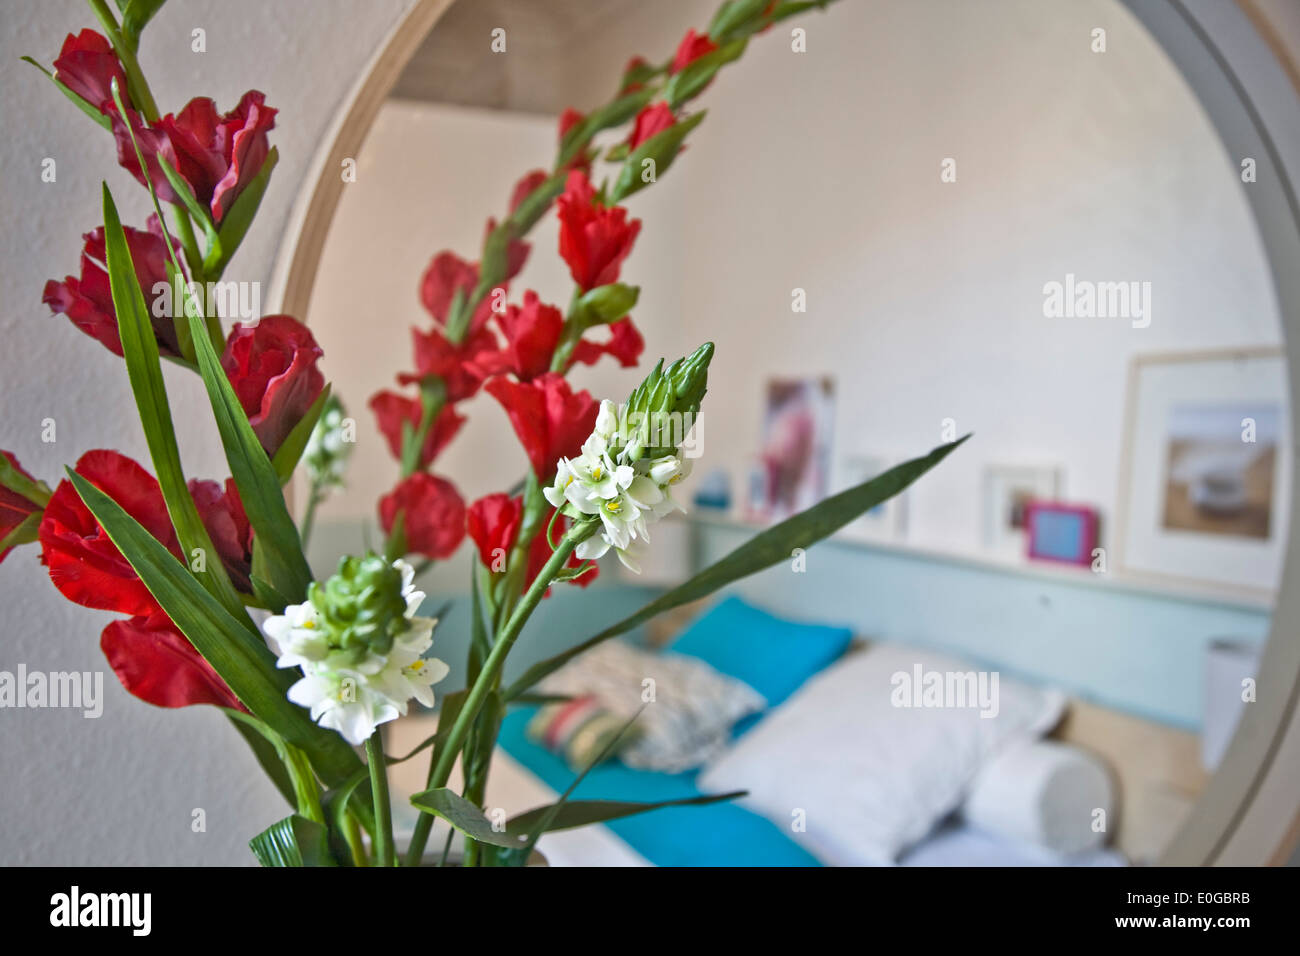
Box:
497 710 820 866
669 595 854 705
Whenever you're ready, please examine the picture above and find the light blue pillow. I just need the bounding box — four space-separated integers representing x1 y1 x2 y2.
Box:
669 595 854 706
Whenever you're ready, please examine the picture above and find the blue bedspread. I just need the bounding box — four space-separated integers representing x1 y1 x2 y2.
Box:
497 709 821 867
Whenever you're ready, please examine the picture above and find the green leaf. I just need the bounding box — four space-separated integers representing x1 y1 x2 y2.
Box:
610 110 707 203
0 513 42 553
408 787 523 849
66 469 363 787
505 436 969 699
21 56 112 130
101 183 249 623
507 792 747 837
271 383 331 485
121 0 167 53
557 86 656 169
573 282 639 327
664 39 747 109
226 711 297 808
249 814 336 867
207 146 279 277
709 0 768 40
185 307 314 603
467 561 490 687
0 454 51 506
156 153 220 270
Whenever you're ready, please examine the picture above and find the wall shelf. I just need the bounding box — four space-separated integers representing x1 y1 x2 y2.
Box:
687 510 1276 614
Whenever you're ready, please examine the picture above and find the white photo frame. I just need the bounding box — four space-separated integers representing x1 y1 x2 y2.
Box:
982 464 1063 557
1116 348 1290 597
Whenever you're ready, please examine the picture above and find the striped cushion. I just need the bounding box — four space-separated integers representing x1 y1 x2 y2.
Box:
526 696 637 772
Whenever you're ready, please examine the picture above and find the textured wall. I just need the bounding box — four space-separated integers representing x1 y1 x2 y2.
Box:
0 0 412 865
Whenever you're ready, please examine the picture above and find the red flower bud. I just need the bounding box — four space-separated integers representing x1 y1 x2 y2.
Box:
52 29 128 114
368 391 466 469
189 478 252 593
670 29 718 74
628 102 677 150
466 493 522 571
556 170 641 292
220 315 325 458
485 373 599 479
43 216 182 359
0 451 44 565
379 473 466 561
509 169 549 215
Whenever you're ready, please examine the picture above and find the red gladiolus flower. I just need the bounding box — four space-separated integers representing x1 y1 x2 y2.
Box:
571 316 645 370
556 170 642 292
398 324 498 402
38 450 180 616
369 391 466 469
475 291 564 382
671 29 718 74
485 216 531 283
466 493 597 592
189 478 252 593
43 215 182 359
114 91 277 224
1 451 44 565
379 473 466 561
418 250 502 335
466 493 522 572
486 373 599 479
101 611 244 710
628 102 677 149
52 29 128 114
510 169 549 215
220 315 325 458
558 108 584 142
621 55 652 92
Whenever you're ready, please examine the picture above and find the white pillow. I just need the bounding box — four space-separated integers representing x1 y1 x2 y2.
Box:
538 639 765 773
697 642 1065 865
960 739 1114 856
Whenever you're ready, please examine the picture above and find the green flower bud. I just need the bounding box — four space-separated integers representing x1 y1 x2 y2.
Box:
614 342 713 461
308 552 410 663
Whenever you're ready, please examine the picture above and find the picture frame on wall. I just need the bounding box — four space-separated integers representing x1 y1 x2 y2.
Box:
982 464 1063 557
1115 348 1290 597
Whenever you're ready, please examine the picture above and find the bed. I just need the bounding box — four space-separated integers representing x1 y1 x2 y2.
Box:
388 596 1203 867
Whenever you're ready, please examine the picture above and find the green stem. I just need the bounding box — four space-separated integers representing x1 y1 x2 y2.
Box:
87 0 161 122
299 484 324 549
170 204 204 280
365 731 395 867
404 519 595 865
342 810 368 867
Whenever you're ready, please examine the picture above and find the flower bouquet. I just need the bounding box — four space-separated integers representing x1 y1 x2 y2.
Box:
5 0 963 866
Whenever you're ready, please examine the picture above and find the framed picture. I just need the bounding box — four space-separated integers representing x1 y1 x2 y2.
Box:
982 464 1063 556
839 454 908 538
1116 348 1290 596
751 377 835 520
1025 502 1099 566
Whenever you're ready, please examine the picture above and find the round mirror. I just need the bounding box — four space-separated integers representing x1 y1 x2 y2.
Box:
272 0 1300 867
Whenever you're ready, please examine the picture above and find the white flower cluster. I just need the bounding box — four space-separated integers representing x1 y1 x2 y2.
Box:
543 400 691 572
262 560 448 746
303 399 353 490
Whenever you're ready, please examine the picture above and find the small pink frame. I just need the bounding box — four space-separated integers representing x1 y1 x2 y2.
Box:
1024 500 1099 566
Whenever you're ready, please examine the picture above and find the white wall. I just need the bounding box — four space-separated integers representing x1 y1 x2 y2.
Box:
598 0 1282 561
0 0 411 865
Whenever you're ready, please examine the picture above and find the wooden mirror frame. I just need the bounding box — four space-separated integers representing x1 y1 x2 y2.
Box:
267 0 1300 865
